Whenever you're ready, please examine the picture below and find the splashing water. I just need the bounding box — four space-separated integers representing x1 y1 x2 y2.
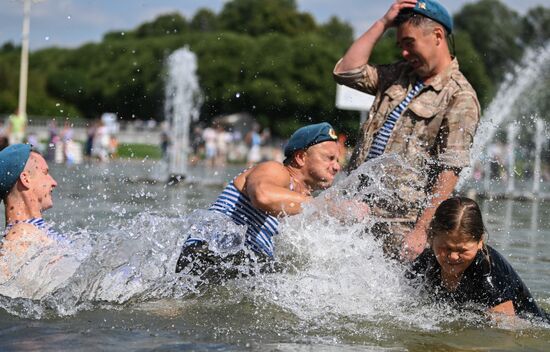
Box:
0 156 547 338
470 43 550 163
0 214 191 318
459 42 550 188
237 156 483 333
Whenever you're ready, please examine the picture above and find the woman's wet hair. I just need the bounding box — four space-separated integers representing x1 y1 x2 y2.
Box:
427 197 486 242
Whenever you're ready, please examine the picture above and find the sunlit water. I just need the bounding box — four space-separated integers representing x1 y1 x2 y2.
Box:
0 158 548 351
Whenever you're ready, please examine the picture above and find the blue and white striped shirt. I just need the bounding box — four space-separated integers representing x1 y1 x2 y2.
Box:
3 218 69 243
185 182 280 257
367 80 424 160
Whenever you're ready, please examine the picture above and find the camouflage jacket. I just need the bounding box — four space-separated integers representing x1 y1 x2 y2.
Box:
333 58 480 219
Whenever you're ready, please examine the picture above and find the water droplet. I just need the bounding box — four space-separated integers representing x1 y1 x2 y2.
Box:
45 36 50 41
67 15 71 20
235 92 241 98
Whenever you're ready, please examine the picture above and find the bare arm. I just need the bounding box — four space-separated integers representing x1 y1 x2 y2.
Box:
244 162 310 216
489 300 516 316
335 0 417 73
402 169 459 260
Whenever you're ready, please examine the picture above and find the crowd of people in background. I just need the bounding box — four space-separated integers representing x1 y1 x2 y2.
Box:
0 112 307 169
1 111 301 169
0 113 120 165
188 122 277 167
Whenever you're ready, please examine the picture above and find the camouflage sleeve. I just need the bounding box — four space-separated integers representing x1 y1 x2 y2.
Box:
333 58 380 95
333 59 409 96
435 91 481 169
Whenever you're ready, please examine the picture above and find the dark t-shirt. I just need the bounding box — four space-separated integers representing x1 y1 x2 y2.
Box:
408 245 548 320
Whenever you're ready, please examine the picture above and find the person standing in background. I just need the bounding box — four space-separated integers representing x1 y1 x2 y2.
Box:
7 109 27 145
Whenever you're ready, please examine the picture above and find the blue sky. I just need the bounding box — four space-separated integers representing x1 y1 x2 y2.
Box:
1 0 548 50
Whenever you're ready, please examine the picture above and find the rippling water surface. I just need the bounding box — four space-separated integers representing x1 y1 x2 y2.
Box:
0 159 548 351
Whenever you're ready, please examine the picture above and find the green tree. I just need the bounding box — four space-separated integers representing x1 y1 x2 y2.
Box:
454 0 524 84
452 32 494 107
190 8 219 32
319 16 354 49
521 6 550 46
135 13 189 38
219 0 316 36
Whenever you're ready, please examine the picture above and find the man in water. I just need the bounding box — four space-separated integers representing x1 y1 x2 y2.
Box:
333 0 480 259
1 144 59 241
0 144 73 298
176 122 342 281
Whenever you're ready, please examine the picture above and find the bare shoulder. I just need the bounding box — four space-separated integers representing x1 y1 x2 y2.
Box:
3 222 52 246
248 161 289 182
234 161 290 194
252 161 287 173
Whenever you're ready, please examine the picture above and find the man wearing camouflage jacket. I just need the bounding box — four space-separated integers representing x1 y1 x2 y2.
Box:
333 0 480 260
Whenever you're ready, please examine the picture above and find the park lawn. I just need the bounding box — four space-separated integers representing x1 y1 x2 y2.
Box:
117 143 162 160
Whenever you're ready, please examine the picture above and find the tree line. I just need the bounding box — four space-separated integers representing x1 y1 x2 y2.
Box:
0 0 548 138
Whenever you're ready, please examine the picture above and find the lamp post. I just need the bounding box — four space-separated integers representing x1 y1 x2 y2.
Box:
17 0 31 118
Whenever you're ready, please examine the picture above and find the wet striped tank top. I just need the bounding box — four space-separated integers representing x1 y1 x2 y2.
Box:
186 182 280 257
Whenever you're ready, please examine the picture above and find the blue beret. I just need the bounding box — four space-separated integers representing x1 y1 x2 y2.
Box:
284 122 338 158
0 144 32 199
411 0 453 34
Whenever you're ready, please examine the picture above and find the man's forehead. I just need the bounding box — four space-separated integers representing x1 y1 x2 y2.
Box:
27 152 48 169
397 23 423 39
310 141 339 153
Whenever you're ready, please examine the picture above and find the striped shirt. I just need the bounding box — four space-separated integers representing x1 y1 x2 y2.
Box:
185 182 280 257
3 218 69 243
367 80 424 160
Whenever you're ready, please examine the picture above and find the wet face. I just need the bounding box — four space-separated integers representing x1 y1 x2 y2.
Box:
431 230 482 280
302 141 341 190
26 153 57 211
397 21 439 79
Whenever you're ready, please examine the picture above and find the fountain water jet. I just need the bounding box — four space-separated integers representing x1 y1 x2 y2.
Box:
506 123 519 196
164 47 203 182
532 119 545 195
459 42 550 190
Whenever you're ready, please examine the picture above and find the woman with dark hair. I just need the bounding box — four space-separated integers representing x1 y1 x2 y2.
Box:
408 197 548 321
